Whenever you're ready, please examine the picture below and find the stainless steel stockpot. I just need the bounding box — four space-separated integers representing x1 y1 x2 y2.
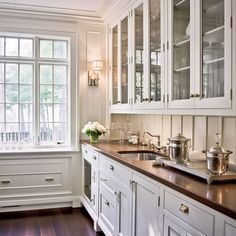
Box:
206 142 232 175
168 134 191 164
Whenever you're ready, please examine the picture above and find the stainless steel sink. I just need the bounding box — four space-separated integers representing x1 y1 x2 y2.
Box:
117 151 161 161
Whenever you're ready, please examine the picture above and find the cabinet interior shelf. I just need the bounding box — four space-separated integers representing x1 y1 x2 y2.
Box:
174 66 190 72
203 26 224 42
203 57 224 65
204 1 224 15
174 38 190 47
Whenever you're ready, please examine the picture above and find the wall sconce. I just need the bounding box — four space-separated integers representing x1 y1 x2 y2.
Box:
88 60 103 86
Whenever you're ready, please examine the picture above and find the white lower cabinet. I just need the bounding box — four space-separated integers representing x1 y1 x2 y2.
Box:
98 155 132 236
81 146 236 236
131 173 161 236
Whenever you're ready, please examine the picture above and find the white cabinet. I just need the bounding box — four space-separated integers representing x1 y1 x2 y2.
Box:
98 155 132 236
109 0 233 114
131 173 161 236
167 0 232 110
164 189 214 236
110 9 132 110
81 145 100 229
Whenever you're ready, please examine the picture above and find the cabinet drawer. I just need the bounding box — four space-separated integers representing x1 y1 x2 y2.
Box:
0 158 71 197
100 155 131 186
164 190 214 235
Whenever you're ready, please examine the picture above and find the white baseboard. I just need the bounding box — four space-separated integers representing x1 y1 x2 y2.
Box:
0 195 81 212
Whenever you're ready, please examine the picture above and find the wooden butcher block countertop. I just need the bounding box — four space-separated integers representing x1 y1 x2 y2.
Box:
81 140 236 220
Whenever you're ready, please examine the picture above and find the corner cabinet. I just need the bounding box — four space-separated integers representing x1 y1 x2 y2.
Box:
109 0 233 114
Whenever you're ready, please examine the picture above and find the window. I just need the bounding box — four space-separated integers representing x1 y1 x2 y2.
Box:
0 34 70 148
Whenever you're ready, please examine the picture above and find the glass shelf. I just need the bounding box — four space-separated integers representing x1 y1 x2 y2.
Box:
203 26 224 43
174 66 190 72
203 57 224 65
174 38 190 47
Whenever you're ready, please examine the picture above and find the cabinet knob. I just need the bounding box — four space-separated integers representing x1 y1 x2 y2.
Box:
194 94 200 98
109 165 114 171
45 177 54 182
116 101 121 104
1 179 10 184
93 155 96 160
105 200 110 206
190 94 195 98
179 203 189 214
100 178 107 182
85 150 87 153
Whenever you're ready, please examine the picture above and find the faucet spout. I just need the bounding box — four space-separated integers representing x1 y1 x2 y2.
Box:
143 131 161 148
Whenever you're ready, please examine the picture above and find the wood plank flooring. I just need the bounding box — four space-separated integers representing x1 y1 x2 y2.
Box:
0 207 105 236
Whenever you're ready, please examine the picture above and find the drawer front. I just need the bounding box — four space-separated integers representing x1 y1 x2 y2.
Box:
100 155 131 186
92 151 99 166
0 158 71 197
99 184 117 235
164 190 214 235
82 145 92 163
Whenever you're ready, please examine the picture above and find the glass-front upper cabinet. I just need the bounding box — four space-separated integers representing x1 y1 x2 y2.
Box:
110 12 131 110
167 0 194 109
196 0 232 108
133 0 164 109
112 25 118 105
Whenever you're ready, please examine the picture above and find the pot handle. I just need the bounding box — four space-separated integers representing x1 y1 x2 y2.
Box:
226 150 233 155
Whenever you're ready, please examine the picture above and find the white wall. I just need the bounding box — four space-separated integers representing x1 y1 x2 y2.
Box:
111 114 236 163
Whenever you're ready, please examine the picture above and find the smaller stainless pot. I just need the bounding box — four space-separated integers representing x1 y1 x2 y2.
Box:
206 142 232 175
168 134 191 164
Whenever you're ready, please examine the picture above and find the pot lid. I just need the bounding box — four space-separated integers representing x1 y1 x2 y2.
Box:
208 142 226 154
169 133 190 142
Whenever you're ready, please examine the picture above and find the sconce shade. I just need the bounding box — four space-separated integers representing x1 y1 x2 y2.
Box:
92 60 103 70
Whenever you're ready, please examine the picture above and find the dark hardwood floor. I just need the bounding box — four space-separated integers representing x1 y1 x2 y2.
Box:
0 207 105 236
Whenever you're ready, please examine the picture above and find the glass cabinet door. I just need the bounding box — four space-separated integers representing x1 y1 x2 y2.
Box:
149 0 162 103
121 16 129 104
134 3 144 104
202 0 224 99
172 0 191 101
112 25 118 105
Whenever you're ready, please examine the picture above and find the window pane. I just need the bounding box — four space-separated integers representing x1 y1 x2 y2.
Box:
0 63 4 83
6 123 18 141
54 104 66 122
40 104 53 122
20 64 33 84
0 38 4 56
40 123 53 142
0 104 4 122
0 84 4 103
40 65 52 84
40 40 53 58
6 85 18 103
19 123 32 142
6 104 18 122
40 85 52 103
54 85 67 103
20 39 33 57
20 85 32 103
20 104 32 122
54 41 67 59
6 38 18 56
54 66 67 84
6 64 18 83
54 123 66 141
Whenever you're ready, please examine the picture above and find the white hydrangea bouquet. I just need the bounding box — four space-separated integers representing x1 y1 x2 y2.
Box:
82 121 107 143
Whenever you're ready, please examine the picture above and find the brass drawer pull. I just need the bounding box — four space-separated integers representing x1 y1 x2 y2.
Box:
109 165 114 171
1 179 10 184
105 200 110 207
180 204 189 214
45 177 54 182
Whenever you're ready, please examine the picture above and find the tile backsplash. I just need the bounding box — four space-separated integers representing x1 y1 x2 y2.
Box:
111 114 236 163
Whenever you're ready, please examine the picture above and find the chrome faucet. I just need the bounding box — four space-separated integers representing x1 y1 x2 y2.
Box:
143 131 161 149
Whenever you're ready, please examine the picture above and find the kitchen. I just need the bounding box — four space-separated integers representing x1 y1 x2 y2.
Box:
0 0 236 235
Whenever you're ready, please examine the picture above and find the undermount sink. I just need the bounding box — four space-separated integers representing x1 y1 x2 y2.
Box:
117 151 161 161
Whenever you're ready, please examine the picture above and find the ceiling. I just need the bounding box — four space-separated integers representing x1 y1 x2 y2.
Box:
0 0 115 18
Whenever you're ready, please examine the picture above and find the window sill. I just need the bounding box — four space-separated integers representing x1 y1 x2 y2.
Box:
0 147 79 156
